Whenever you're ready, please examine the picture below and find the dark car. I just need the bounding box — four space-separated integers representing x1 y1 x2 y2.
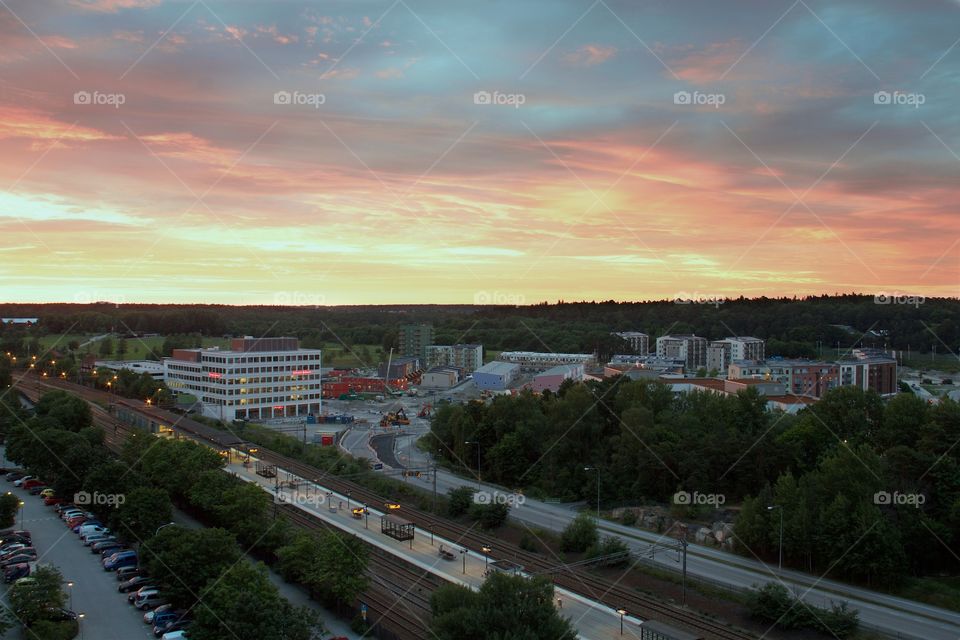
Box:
0 530 30 541
154 617 191 637
94 542 126 556
0 547 35 562
119 576 153 593
1 554 37 567
27 485 47 495
116 566 141 581
5 472 25 482
45 608 78 622
3 563 30 583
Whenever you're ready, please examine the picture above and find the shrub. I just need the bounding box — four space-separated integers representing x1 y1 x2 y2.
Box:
561 513 598 553
620 511 638 526
447 486 475 517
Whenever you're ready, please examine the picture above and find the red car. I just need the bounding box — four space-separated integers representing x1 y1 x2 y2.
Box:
21 479 45 490
43 496 65 506
66 516 88 529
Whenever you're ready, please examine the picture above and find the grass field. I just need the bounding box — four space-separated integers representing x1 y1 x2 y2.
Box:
36 334 388 368
902 353 960 374
897 575 960 612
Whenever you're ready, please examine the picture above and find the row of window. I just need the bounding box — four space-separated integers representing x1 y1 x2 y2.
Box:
201 353 321 365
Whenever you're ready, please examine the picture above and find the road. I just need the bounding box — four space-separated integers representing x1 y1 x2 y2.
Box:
357 429 960 640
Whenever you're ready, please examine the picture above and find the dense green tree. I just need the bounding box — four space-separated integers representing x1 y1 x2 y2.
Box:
8 566 67 627
0 492 19 528
431 572 576 640
561 513 598 553
142 527 241 608
111 486 172 543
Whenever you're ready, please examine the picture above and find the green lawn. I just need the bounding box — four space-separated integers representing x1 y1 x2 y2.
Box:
320 343 386 368
902 353 960 374
897 575 960 612
36 334 91 352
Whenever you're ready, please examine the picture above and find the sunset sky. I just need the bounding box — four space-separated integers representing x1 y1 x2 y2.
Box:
1 0 958 304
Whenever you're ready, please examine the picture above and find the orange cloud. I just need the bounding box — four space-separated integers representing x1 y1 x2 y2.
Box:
68 0 161 12
669 40 743 83
0 106 118 143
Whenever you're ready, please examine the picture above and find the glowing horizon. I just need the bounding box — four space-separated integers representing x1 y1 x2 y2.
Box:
1 0 958 305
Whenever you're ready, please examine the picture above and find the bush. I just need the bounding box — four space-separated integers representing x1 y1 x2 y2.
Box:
586 536 630 567
0 492 19 529
748 583 858 638
469 502 509 529
447 486 475 518
620 511 637 526
26 620 77 640
561 513 598 553
519 534 538 553
350 613 370 635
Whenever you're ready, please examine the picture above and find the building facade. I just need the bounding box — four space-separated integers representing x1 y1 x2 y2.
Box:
472 361 520 390
163 336 322 421
707 337 766 373
613 332 649 354
656 335 708 369
398 324 434 360
421 366 462 389
532 364 584 393
425 343 483 372
499 351 593 369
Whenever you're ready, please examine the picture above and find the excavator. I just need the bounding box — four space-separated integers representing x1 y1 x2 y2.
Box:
379 406 410 428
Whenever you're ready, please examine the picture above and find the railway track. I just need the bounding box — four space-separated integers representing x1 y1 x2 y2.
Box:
19 376 757 640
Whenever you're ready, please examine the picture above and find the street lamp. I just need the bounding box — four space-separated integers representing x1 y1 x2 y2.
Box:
155 522 175 537
67 582 74 610
18 500 23 529
364 504 369 529
481 546 491 571
460 547 467 574
616 608 627 635
767 505 783 570
347 491 352 512
78 613 85 640
464 440 481 489
584 466 600 519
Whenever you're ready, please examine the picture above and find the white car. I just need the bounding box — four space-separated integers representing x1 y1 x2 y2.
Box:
13 477 33 487
161 632 189 639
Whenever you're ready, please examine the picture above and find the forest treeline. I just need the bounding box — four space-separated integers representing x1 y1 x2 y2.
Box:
1 294 957 357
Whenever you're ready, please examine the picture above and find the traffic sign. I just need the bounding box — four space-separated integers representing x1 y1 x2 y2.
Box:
373 463 383 470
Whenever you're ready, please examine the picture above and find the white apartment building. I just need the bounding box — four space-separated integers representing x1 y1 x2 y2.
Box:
708 337 765 372
612 331 649 354
163 336 322 421
499 351 593 369
425 343 484 372
655 335 707 369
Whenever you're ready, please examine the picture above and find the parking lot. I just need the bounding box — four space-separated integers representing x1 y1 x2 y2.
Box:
1 485 152 639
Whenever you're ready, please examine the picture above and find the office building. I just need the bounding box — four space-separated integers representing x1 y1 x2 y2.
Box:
656 335 707 369
163 336 322 421
499 351 593 369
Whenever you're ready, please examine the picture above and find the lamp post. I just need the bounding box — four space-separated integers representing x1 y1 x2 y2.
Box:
616 608 627 635
18 500 23 529
464 440 481 489
460 548 467 574
347 491 352 512
481 546 491 571
155 522 175 537
67 582 74 611
364 504 369 529
78 613 85 640
767 505 783 570
584 466 600 519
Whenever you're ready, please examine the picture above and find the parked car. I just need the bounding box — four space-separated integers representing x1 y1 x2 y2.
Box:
120 576 154 593
154 617 191 637
45 608 78 622
135 591 166 611
27 485 47 496
54 503 76 515
3 563 31 583
150 610 182 629
39 489 54 498
12 475 32 486
1 554 37 567
21 479 44 489
161 631 189 640
84 535 115 547
0 543 28 555
116 566 141 581
143 603 173 624
128 586 159 604
0 530 30 540
79 524 109 538
43 496 65 506
95 542 126 556
0 547 35 561
104 551 137 571
4 472 25 482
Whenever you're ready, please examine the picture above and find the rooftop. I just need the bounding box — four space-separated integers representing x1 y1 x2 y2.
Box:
474 361 520 376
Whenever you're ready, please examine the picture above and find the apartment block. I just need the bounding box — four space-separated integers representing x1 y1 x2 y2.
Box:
655 335 707 369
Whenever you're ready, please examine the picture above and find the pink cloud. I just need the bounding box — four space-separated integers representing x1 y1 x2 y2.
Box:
68 0 161 12
563 44 617 67
668 40 744 83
